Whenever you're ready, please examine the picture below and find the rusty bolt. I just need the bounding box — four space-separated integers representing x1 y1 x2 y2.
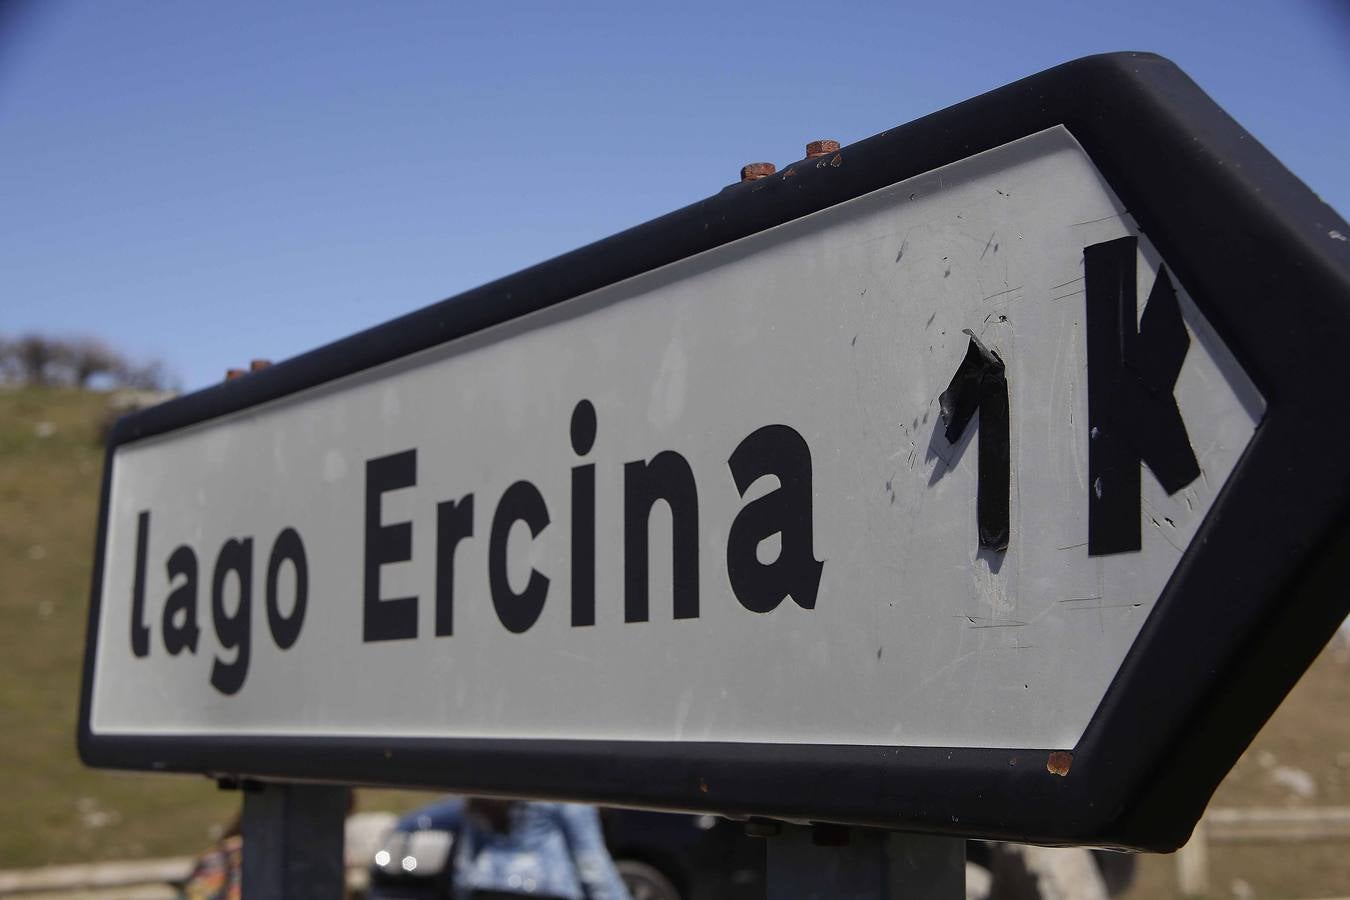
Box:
224 368 247 381
250 359 273 372
1047 750 1074 777
740 162 776 182
806 139 840 159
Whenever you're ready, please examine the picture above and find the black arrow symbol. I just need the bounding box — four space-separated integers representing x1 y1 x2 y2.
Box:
1084 236 1201 555
940 330 1010 552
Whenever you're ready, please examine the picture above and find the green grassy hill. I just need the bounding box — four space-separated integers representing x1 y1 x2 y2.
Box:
0 386 242 864
1 386 1345 897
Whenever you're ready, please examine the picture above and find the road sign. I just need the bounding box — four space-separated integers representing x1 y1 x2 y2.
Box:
80 53 1350 851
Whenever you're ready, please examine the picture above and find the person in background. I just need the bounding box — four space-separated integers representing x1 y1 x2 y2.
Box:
453 799 631 900
180 812 241 900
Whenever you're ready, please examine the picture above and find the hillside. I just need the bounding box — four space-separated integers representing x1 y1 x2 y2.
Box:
1124 635 1350 899
0 386 245 864
0 386 1345 898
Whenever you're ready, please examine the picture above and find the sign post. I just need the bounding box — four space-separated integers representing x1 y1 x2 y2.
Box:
767 828 965 900
239 782 346 899
80 52 1350 891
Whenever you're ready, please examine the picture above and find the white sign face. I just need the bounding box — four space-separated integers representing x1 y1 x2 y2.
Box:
89 126 1261 751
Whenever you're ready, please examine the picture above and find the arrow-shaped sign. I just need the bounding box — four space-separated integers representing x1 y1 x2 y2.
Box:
77 54 1350 853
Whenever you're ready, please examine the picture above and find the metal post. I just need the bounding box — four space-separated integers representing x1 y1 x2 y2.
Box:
241 782 347 899
765 825 964 899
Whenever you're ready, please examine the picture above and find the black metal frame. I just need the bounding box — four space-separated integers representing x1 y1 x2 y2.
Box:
78 52 1350 851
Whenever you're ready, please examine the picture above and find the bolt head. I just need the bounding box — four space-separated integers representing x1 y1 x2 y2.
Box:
806 139 840 158
740 162 776 182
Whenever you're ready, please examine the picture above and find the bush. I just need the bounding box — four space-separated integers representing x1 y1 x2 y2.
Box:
0 333 173 391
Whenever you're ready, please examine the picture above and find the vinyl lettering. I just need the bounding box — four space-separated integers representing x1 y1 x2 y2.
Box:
489 481 551 634
570 399 597 627
726 425 824 613
265 527 307 650
210 538 252 695
435 495 474 637
126 401 826 694
161 545 200 655
130 510 152 658
939 332 1011 551
623 452 699 622
364 450 418 642
1084 237 1200 554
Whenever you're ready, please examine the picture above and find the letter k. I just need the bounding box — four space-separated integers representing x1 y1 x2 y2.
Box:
1084 236 1201 555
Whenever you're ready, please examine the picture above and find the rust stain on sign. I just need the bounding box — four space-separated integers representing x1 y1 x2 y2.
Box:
1047 751 1073 777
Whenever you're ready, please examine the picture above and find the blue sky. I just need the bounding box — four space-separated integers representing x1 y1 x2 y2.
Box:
2 0 1347 391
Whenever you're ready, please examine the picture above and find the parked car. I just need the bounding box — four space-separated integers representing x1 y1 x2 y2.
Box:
366 797 765 900
367 797 1135 900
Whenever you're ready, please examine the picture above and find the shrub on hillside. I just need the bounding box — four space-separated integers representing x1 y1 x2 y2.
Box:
0 333 174 391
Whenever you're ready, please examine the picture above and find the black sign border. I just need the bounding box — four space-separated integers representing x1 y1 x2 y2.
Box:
78 52 1350 851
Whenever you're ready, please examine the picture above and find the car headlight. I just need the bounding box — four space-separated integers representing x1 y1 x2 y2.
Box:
374 829 454 877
